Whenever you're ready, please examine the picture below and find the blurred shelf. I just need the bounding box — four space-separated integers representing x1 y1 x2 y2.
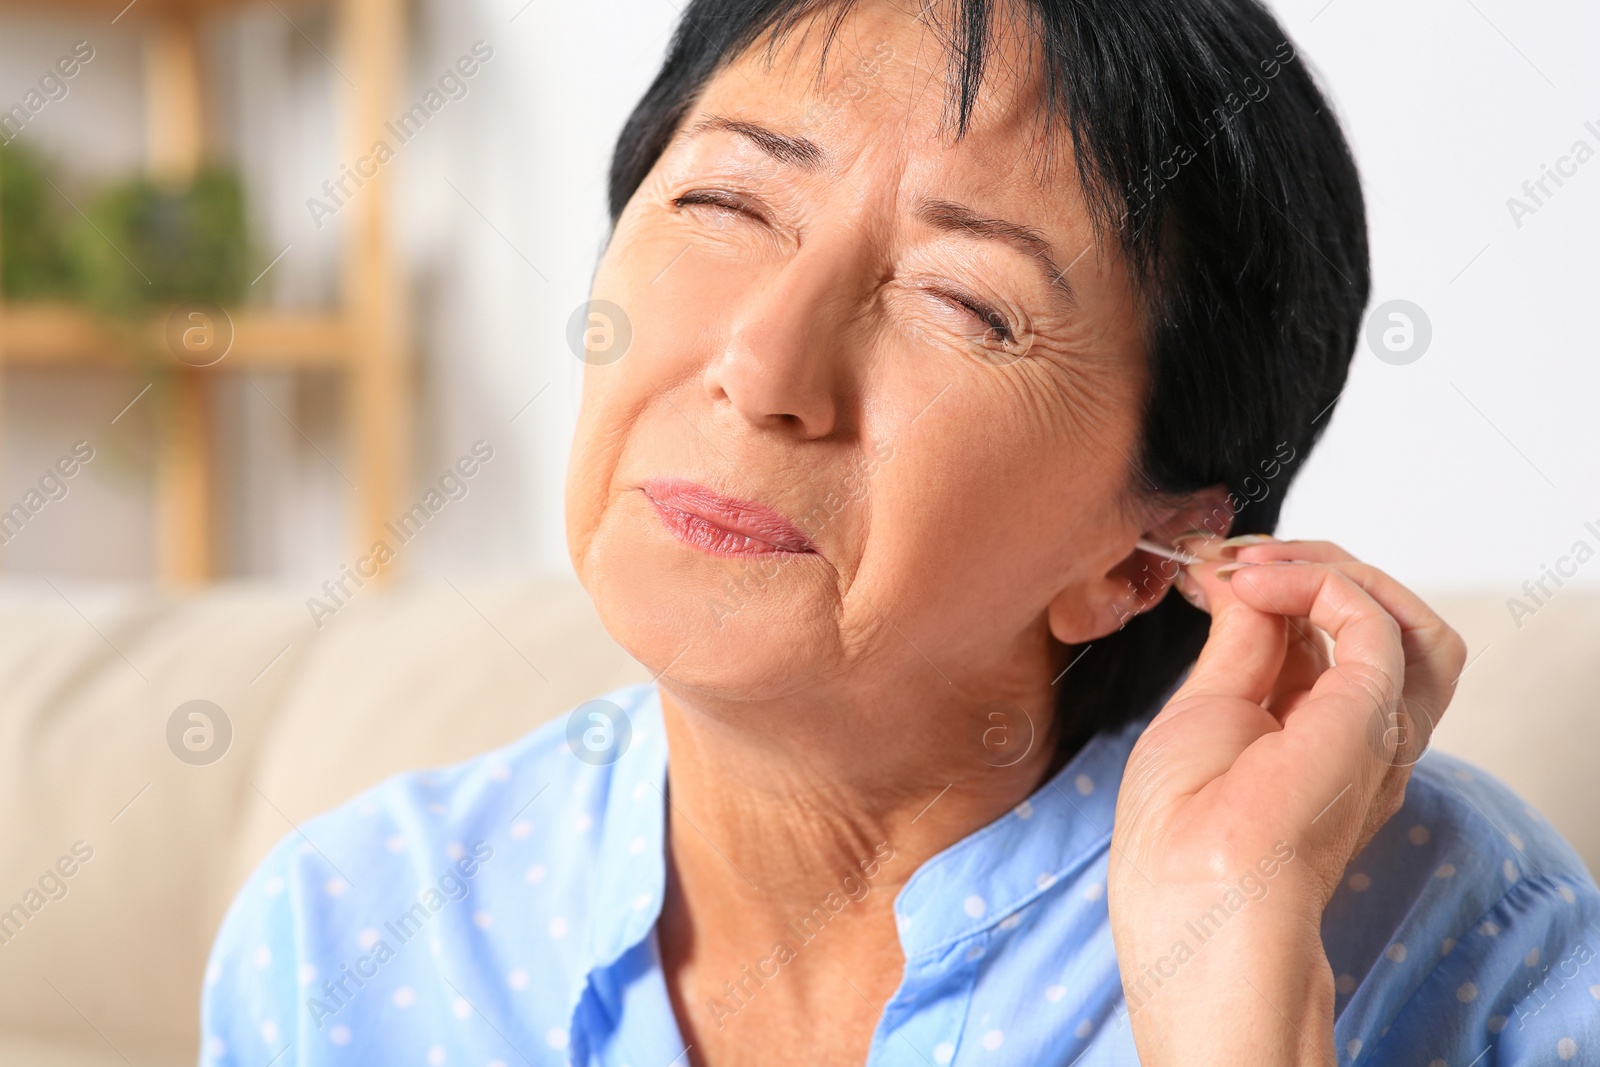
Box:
0 0 319 14
0 0 407 586
0 303 354 369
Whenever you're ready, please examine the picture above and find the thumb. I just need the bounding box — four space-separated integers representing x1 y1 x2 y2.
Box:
1170 562 1288 708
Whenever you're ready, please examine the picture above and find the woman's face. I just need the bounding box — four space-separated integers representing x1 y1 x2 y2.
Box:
567 1 1164 706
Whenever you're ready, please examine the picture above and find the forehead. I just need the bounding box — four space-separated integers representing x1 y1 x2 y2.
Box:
685 1 1091 233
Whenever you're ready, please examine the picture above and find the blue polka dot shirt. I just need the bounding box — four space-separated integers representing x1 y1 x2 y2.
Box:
201 682 1600 1065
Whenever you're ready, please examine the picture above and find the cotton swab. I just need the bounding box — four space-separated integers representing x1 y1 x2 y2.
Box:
1134 537 1201 566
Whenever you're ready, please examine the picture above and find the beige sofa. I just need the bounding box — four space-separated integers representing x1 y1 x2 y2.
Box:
0 577 1593 1066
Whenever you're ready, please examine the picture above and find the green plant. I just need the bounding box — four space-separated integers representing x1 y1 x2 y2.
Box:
2 147 253 317
0 142 75 299
70 167 251 318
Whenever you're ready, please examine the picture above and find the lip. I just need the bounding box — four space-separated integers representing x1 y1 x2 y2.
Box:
641 477 817 557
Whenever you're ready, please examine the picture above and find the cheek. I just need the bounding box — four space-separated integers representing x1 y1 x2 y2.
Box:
846 354 1142 637
566 236 706 567
822 433 1086 681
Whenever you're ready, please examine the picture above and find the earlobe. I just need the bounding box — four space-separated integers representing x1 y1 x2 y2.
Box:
1046 570 1159 645
1045 589 1100 646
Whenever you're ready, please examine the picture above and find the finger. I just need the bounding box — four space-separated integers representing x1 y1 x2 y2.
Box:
1229 538 1356 565
1173 529 1270 563
1266 616 1327 712
1164 532 1284 612
1326 560 1466 685
1224 563 1406 716
1226 546 1465 688
1234 544 1449 645
1327 574 1461 771
1164 560 1288 708
1211 562 1408 831
1227 561 1440 849
1237 556 1468 742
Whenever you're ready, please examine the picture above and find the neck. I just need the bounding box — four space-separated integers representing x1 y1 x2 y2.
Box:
655 660 1069 967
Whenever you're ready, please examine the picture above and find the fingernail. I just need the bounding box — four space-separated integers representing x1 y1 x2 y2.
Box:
1215 559 1299 581
1217 533 1275 560
1173 567 1209 612
1214 561 1251 581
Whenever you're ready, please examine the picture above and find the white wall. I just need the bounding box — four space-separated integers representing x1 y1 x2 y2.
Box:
1264 0 1600 599
1 0 1595 598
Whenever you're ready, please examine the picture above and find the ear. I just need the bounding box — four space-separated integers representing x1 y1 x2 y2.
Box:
1045 486 1234 645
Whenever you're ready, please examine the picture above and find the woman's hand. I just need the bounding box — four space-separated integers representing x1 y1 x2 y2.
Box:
1107 536 1468 1067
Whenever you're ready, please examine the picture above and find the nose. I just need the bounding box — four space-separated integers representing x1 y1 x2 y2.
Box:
703 245 851 439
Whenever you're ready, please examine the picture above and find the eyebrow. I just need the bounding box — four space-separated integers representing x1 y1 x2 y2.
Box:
684 115 826 170
683 115 1080 306
914 198 1079 307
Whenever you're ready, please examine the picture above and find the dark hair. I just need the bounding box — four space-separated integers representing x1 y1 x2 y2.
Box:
605 0 1370 743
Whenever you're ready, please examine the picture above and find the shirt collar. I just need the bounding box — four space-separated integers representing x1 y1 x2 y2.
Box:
583 685 670 972
579 669 1186 970
892 704 1152 959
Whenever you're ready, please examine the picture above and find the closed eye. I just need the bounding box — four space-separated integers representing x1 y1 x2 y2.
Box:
923 282 1018 348
960 298 1017 348
671 188 767 224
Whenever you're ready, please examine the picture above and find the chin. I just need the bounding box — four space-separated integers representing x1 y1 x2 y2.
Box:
577 493 840 703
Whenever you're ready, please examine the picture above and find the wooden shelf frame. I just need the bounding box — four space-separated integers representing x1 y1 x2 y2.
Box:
0 0 409 585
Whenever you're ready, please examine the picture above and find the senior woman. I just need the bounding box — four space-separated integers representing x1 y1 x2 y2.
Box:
203 0 1600 1064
